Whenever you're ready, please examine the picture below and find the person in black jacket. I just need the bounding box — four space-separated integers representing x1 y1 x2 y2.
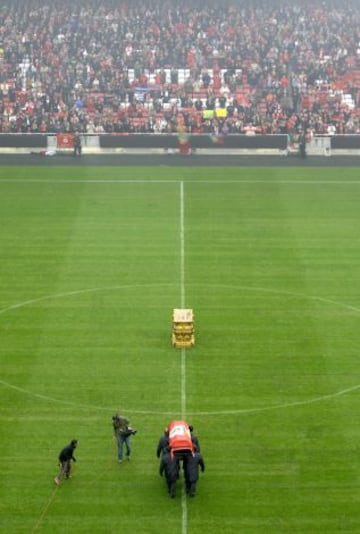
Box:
298 130 307 159
189 425 200 452
159 449 179 498
73 132 82 157
54 439 78 486
184 449 205 497
156 428 169 458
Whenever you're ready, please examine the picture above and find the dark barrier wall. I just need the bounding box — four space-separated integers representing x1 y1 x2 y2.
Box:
331 135 360 150
0 134 359 151
99 133 288 150
100 133 178 149
190 134 288 149
0 134 47 148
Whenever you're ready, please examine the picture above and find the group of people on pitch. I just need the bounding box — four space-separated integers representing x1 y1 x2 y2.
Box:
54 413 137 486
54 418 205 498
157 420 205 498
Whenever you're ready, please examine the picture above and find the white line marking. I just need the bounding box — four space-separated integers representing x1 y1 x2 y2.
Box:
180 181 188 534
0 179 181 184
192 383 360 415
1 283 360 416
1 179 360 185
180 181 186 417
2 282 359 318
0 283 176 316
1 378 359 417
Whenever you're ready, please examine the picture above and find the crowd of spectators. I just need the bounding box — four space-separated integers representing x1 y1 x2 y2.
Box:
0 0 359 136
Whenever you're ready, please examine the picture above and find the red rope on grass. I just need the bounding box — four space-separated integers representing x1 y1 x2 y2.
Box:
31 439 116 532
31 486 58 533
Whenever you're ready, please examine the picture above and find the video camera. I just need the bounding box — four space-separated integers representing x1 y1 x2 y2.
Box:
122 427 137 437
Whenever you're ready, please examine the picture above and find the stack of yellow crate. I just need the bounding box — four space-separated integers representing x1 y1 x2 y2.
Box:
172 309 195 348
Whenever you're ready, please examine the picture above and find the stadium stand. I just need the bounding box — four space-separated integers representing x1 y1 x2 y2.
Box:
0 0 359 135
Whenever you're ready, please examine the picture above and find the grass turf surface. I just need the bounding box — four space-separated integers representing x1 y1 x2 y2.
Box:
0 165 360 533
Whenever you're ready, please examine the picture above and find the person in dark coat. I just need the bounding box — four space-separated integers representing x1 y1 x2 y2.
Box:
54 439 78 485
73 132 82 157
156 428 169 458
184 450 205 497
298 130 306 158
189 425 200 452
159 449 179 498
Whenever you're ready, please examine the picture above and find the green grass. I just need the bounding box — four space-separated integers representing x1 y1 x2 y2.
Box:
0 165 360 533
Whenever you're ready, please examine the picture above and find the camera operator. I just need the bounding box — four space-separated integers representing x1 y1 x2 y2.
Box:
112 413 137 463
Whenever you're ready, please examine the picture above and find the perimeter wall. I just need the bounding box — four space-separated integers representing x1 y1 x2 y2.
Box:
0 134 359 155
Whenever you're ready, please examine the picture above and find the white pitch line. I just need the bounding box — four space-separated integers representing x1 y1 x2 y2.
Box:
180 180 186 418
0 283 176 317
1 282 360 318
1 378 359 417
0 179 180 184
191 383 360 415
1 179 360 185
1 283 360 417
179 180 188 534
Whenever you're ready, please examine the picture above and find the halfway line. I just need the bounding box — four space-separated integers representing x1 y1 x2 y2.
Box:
180 180 186 418
179 181 188 534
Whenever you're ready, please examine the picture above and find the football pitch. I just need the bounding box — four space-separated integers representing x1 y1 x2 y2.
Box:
1 163 360 533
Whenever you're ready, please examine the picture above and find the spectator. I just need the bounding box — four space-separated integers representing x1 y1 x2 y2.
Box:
0 0 359 136
73 132 82 156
